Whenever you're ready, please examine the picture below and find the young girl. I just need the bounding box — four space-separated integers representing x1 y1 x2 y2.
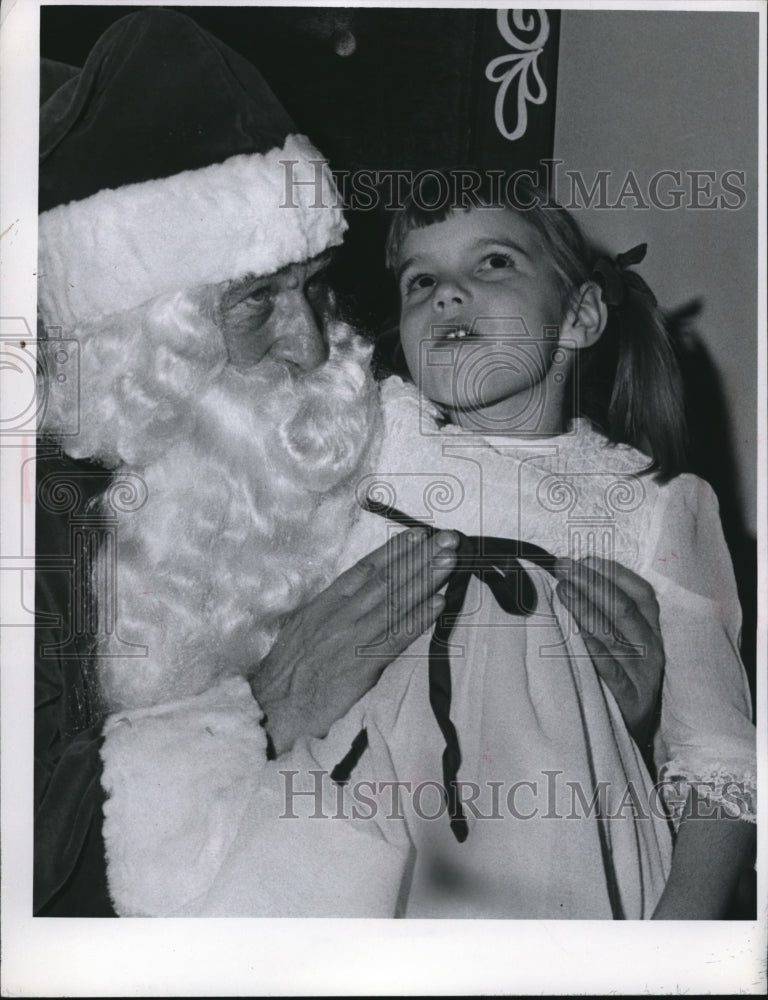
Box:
100 173 755 919
305 171 755 919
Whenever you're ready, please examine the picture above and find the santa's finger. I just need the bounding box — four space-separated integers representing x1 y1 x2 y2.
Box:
556 559 659 647
556 578 649 659
321 530 454 630
387 529 460 613
579 555 662 634
351 593 446 667
327 528 429 602
353 527 458 617
578 633 635 695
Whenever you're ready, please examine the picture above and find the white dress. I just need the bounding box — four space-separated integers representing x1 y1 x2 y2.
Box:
100 377 756 917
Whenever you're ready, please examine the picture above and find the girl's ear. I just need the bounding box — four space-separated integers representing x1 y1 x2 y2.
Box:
562 281 607 349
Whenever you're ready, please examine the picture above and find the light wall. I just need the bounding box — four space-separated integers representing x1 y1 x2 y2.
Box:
553 10 759 533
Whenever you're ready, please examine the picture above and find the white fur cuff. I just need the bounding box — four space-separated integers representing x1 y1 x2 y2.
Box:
101 676 267 916
38 134 346 330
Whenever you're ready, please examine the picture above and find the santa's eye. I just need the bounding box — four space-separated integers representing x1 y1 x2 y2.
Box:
246 286 272 305
222 274 275 314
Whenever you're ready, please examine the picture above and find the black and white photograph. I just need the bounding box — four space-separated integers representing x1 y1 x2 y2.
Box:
1 0 765 994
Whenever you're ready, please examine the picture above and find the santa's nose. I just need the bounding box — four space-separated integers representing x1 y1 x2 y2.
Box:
273 297 328 372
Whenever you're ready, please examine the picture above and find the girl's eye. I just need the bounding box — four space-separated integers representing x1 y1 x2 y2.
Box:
480 252 515 271
404 273 435 294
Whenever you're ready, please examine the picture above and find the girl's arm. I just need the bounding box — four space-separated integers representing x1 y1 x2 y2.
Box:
652 788 756 919
645 475 756 919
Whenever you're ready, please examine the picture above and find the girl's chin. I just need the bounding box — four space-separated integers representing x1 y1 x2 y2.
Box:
431 392 537 417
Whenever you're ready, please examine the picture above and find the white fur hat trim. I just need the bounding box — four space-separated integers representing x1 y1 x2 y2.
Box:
38 133 346 329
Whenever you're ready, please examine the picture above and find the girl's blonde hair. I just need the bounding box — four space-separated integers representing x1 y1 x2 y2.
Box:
385 170 686 480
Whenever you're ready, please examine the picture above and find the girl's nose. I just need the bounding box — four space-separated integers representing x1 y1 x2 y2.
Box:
433 278 467 315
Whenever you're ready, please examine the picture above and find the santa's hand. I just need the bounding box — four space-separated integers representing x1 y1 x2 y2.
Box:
554 555 664 751
249 528 459 756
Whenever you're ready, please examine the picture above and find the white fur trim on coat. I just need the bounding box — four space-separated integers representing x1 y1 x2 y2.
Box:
38 134 346 330
101 677 267 916
101 675 409 917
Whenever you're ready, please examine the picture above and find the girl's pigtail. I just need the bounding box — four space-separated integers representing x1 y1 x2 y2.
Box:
582 245 687 482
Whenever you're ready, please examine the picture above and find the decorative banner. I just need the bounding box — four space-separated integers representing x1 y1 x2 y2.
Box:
471 8 560 170
485 9 550 142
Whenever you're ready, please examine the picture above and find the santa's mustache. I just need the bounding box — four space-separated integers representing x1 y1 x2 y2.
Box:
195 318 380 492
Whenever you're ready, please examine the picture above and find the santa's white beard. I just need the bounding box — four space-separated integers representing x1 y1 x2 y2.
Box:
95 320 381 711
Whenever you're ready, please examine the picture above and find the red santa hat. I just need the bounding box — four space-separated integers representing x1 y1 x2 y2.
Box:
38 8 346 331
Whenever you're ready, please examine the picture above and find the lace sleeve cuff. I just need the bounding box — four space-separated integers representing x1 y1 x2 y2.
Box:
658 759 756 829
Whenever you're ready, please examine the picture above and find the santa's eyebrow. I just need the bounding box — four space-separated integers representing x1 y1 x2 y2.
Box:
227 272 273 296
231 249 335 290
241 271 278 287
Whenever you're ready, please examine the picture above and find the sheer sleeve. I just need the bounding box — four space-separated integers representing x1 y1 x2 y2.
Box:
640 474 755 827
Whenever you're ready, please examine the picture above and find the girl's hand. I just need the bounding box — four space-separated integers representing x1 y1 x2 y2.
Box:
249 528 459 756
554 555 664 750
651 788 756 918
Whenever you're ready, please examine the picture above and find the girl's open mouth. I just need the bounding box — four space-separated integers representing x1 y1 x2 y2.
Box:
433 324 473 341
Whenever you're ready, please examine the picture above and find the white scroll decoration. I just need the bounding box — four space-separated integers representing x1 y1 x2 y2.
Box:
485 9 550 142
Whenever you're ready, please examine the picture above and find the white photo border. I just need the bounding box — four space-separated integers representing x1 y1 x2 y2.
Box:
1 1 765 995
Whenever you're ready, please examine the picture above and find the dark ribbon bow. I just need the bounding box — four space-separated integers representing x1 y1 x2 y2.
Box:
331 498 557 843
591 243 657 308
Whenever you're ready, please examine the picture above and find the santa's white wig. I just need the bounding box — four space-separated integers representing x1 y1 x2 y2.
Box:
40 284 381 711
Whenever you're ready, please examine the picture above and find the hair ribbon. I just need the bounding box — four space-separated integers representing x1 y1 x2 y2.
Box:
592 243 657 308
